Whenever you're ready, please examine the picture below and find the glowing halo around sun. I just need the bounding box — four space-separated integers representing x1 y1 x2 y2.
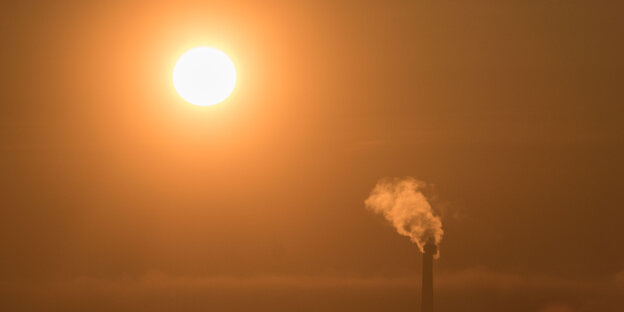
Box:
172 47 237 106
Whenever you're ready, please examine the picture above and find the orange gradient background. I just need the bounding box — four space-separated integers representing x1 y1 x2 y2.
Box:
1 1 623 312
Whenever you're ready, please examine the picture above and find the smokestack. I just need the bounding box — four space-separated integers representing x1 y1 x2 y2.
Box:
421 241 436 312
363 177 444 312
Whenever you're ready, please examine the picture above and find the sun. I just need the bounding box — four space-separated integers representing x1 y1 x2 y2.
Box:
172 47 237 106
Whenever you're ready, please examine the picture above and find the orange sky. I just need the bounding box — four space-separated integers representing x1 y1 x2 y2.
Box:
1 1 623 311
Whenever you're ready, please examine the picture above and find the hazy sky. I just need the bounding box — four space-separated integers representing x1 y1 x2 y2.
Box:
1 1 623 311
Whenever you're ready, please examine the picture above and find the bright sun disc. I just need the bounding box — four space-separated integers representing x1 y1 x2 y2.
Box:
173 47 236 106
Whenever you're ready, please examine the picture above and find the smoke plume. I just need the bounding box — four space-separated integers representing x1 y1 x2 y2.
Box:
365 177 443 255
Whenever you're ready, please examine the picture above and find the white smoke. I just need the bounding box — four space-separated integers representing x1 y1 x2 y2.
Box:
365 177 444 256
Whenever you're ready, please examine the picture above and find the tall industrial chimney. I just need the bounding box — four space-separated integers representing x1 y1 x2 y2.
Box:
421 241 437 312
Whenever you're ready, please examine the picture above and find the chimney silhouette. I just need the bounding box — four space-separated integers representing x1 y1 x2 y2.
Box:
421 241 436 312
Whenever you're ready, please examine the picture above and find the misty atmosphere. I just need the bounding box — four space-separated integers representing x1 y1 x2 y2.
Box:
1 1 623 312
